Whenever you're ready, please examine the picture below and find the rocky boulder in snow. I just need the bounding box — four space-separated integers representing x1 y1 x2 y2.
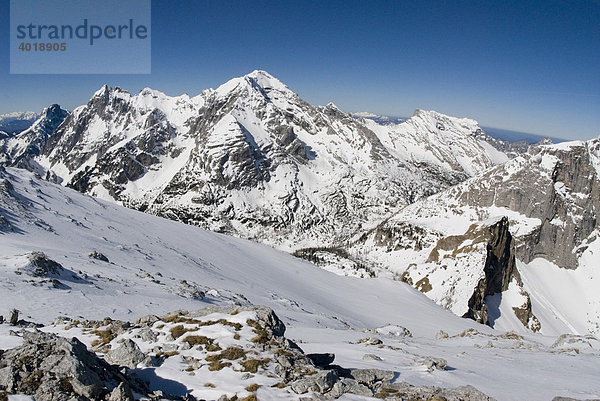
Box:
26 251 64 276
374 382 496 401
0 330 147 401
105 338 151 369
7 309 18 326
89 251 110 262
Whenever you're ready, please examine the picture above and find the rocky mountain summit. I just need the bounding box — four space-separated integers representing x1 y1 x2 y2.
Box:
0 105 68 171
1 71 505 252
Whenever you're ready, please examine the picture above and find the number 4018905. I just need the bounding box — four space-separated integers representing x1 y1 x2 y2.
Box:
18 42 67 51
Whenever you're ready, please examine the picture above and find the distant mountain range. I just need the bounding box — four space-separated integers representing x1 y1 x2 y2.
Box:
0 111 39 134
2 106 565 147
351 112 565 144
1 70 598 340
480 126 566 145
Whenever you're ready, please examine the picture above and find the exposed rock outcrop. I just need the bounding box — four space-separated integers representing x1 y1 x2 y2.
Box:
105 339 151 369
7 309 18 326
463 217 519 324
462 217 538 330
89 251 109 262
451 141 600 269
27 251 64 277
0 305 497 401
374 382 496 401
518 143 600 269
0 330 147 401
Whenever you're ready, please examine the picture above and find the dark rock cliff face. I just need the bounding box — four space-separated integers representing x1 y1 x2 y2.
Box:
518 144 600 269
454 142 600 269
463 217 537 329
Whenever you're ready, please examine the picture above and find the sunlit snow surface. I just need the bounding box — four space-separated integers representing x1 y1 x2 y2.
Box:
0 168 599 400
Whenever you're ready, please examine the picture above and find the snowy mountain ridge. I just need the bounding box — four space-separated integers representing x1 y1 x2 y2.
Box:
0 104 69 171
2 70 506 254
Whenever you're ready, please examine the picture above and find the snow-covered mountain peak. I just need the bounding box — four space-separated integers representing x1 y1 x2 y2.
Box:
410 109 480 132
92 84 109 97
131 88 203 126
138 86 169 98
0 104 68 171
92 84 121 97
90 85 132 108
38 104 66 119
214 70 297 102
1 71 514 253
245 69 290 90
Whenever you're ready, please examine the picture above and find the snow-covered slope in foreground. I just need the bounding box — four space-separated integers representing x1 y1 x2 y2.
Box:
0 166 468 335
0 167 599 400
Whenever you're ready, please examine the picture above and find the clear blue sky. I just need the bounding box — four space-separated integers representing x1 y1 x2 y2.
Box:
1 0 598 140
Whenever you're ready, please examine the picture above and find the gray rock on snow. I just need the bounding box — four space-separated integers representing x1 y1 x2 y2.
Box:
0 330 147 401
105 338 150 369
357 337 383 345
89 251 109 262
349 368 395 386
422 357 448 371
291 369 338 394
380 382 496 401
329 377 373 398
436 330 449 339
27 251 63 276
7 309 18 325
362 353 383 361
136 327 158 342
135 314 159 327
